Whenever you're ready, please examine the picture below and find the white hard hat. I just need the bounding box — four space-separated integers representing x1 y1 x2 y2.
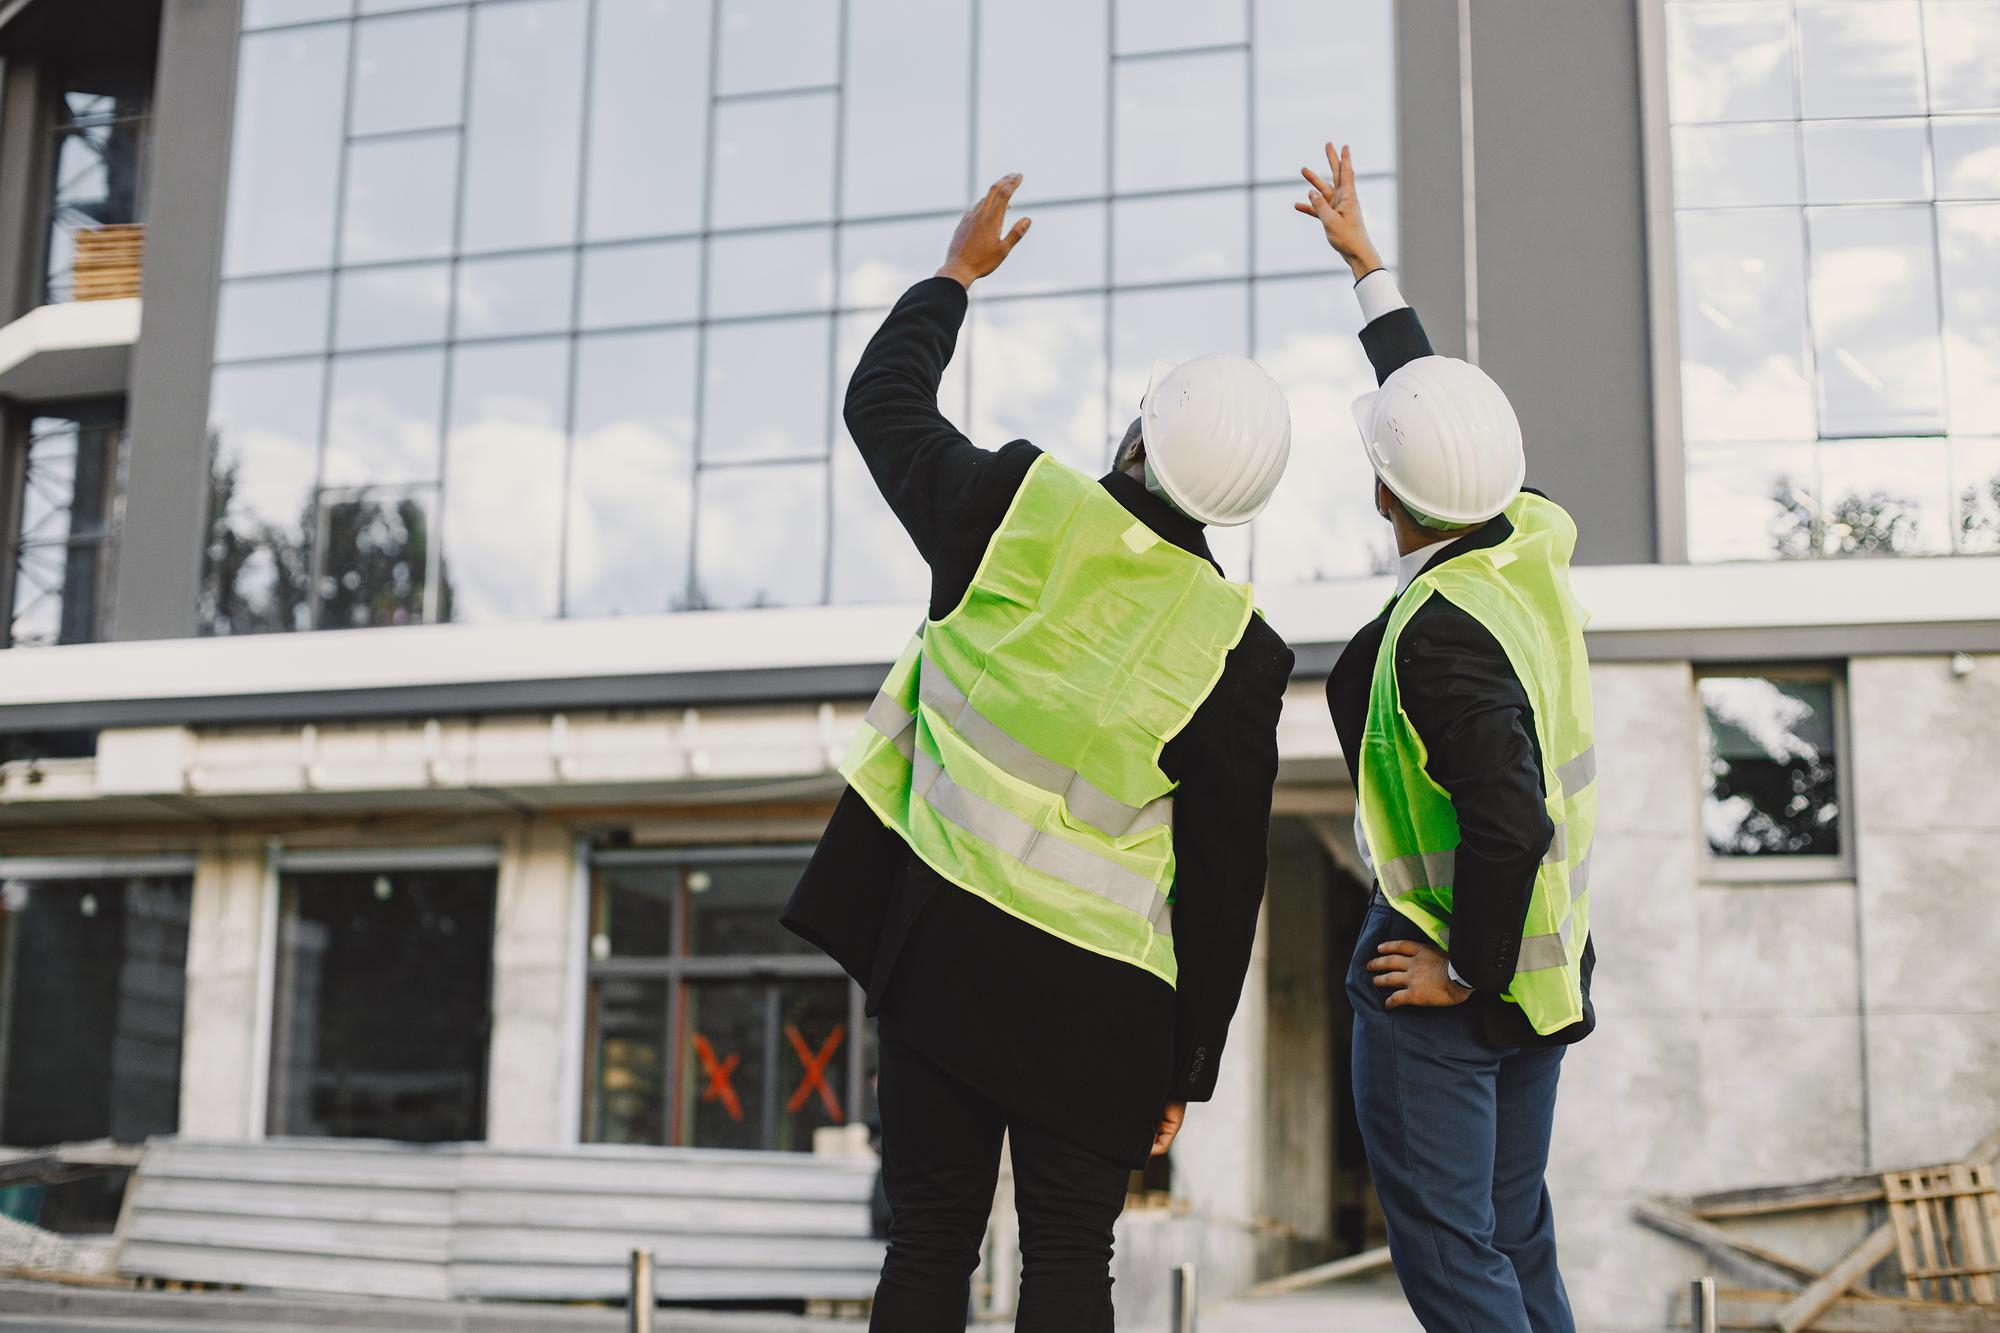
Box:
1350 355 1524 528
1138 354 1292 527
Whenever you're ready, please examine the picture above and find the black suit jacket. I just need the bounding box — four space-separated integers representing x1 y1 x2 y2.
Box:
1327 301 1595 1049
783 277 1294 1164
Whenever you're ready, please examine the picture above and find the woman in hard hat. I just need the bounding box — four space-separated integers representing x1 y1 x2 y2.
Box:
783 172 1296 1333
1299 144 1598 1333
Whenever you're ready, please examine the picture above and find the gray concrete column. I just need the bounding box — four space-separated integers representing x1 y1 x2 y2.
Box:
1395 0 1659 565
0 55 51 324
485 817 585 1147
113 0 244 640
179 832 270 1138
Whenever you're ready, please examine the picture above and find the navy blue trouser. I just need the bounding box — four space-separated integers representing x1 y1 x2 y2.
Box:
1348 898 1575 1333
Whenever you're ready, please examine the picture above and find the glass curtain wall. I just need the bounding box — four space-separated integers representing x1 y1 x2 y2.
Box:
1665 0 2000 561
206 0 1397 634
6 405 128 648
43 63 151 305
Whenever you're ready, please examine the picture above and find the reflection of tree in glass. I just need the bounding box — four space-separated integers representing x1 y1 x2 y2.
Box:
1768 475 1926 559
1700 677 1840 857
317 495 431 629
198 439 309 635
1960 468 2000 549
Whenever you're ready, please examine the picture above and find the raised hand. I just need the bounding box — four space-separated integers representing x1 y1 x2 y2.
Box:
1295 143 1383 280
937 173 1033 289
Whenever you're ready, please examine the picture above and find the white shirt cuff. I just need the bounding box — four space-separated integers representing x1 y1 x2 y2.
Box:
1446 960 1473 991
1355 268 1408 325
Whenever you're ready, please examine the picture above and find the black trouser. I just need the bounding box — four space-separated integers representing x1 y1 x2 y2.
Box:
870 1023 1132 1332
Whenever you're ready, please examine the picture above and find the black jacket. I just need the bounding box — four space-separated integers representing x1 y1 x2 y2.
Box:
1327 301 1596 1050
782 277 1294 1165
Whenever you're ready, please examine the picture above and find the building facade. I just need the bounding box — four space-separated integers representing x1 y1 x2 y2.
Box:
1 0 1998 1327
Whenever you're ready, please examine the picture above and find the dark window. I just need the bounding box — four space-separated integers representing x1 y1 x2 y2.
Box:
6 404 127 648
0 872 189 1231
1699 674 1844 859
267 866 496 1142
583 851 866 1152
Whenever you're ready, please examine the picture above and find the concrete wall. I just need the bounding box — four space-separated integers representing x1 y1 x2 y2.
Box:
1540 655 2000 1331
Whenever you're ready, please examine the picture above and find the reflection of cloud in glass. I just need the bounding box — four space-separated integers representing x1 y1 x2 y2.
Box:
567 330 698 617
830 311 946 604
1664 2 1793 124
841 217 952 309
971 295 1108 474
443 341 568 621
210 361 323 524
1250 275 1384 584
1815 439 1949 556
335 263 451 351
702 317 832 463
1807 208 1944 436
1794 0 1925 119
1957 442 2000 554
1923 0 2000 112
1941 205 2000 434
1935 119 2000 201
324 350 444 488
1676 210 1815 441
1684 443 1815 563
694 464 827 609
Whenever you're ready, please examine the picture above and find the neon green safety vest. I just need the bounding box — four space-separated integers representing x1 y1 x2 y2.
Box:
842 454 1256 986
1359 492 1597 1036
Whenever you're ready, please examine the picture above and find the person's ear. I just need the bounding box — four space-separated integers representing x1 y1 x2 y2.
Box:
1375 479 1394 522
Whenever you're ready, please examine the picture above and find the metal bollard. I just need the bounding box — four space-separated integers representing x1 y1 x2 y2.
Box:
1689 1276 1717 1333
629 1248 656 1333
1169 1262 1198 1333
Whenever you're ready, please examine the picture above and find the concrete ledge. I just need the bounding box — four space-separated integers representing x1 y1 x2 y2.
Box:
0 299 139 403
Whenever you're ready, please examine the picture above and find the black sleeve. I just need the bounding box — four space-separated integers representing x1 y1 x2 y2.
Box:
1163 623 1295 1101
844 277 1026 567
1356 304 1434 386
1394 597 1554 993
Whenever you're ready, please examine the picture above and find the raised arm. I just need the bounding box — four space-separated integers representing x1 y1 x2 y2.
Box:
844 175 1033 563
1296 143 1433 384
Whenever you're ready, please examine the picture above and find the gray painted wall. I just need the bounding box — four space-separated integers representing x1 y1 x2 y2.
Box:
0 55 49 324
1396 0 1660 566
112 0 241 641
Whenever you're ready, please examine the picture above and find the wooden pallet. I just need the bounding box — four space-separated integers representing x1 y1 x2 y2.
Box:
1886 1162 2000 1304
72 224 145 301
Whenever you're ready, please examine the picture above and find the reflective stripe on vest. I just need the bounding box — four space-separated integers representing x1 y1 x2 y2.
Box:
840 454 1253 985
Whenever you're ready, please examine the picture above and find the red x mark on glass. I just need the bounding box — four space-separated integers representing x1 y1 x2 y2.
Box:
691 1033 744 1123
784 1023 846 1121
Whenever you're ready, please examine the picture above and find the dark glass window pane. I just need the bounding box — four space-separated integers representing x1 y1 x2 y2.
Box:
587 977 666 1144
44 65 151 304
1700 677 1842 857
268 867 495 1141
441 339 569 621
585 0 711 240
202 361 321 635
340 132 459 264
685 860 817 957
567 329 698 617
592 867 676 959
225 25 350 276
0 876 190 1147
676 978 847 1151
461 0 588 253
842 0 971 218
350 8 467 137
324 348 445 487
10 410 125 648
315 488 433 628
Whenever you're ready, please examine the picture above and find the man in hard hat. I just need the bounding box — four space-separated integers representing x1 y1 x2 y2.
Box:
783 172 1296 1332
1296 144 1598 1333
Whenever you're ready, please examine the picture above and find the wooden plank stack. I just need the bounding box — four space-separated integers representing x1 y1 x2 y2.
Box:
70 224 145 302
1885 1163 2000 1305
115 1136 885 1306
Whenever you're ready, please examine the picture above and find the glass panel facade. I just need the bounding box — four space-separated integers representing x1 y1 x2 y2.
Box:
1699 675 1843 858
1665 0 2000 560
208 0 1397 632
267 866 496 1141
583 853 864 1152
